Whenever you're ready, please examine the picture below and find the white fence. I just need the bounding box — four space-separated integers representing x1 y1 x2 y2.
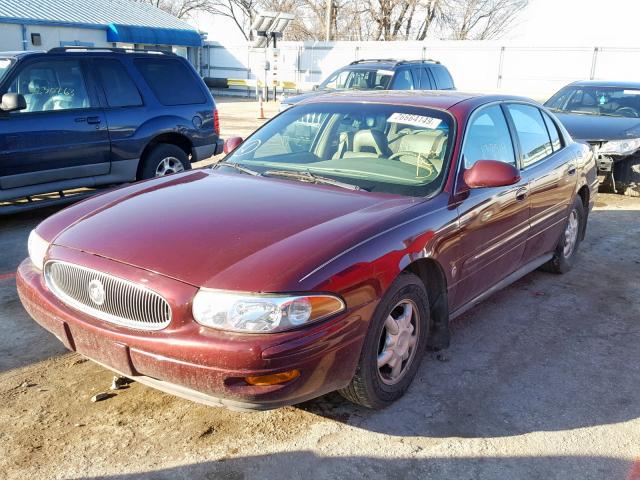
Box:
202 40 640 100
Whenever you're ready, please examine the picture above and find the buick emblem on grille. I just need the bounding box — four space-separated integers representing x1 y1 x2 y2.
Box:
88 279 106 306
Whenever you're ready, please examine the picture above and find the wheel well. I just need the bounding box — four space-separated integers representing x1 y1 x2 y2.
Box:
404 258 450 350
138 133 193 178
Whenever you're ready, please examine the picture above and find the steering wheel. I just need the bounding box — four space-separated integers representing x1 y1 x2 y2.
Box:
388 151 437 175
615 106 639 118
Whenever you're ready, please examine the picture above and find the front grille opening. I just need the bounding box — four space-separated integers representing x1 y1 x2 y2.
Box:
45 261 171 331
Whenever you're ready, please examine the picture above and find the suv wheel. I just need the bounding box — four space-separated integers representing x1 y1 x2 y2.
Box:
139 144 190 180
339 273 430 409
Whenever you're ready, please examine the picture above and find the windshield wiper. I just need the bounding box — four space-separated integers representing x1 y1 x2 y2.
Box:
214 162 262 176
264 169 361 190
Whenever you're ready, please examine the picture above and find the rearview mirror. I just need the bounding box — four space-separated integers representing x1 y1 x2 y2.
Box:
0 93 26 113
223 136 243 154
463 160 520 188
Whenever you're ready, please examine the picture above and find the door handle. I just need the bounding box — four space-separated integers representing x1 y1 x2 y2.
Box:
86 116 101 124
515 187 528 202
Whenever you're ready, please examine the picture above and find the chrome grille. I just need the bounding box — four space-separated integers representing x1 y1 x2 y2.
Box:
45 261 171 330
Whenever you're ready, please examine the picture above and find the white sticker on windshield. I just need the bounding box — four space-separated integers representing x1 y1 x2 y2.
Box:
0 59 11 69
623 90 640 96
376 69 395 76
388 113 442 129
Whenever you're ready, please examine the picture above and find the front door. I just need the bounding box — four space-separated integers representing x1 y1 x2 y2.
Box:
453 104 530 308
0 57 110 191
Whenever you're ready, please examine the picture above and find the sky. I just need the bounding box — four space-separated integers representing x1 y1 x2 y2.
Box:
190 0 640 46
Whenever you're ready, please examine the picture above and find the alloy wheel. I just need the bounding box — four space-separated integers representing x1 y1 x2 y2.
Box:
377 299 420 385
155 157 185 177
563 208 579 258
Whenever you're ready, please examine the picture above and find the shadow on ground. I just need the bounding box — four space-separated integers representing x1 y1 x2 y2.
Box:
75 453 637 480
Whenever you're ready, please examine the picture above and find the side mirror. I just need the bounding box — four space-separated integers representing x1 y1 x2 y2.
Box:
463 160 520 188
223 136 243 154
0 93 26 113
312 84 319 91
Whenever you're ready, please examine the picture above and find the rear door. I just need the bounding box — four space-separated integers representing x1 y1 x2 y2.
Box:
453 104 530 308
0 57 110 190
504 104 577 262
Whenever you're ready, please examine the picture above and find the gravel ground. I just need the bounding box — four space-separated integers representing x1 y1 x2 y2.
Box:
0 100 638 480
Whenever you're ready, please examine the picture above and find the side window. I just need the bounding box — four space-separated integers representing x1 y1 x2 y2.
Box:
411 67 422 88
463 105 516 169
420 68 433 89
391 69 415 90
135 58 205 106
430 66 454 90
7 60 90 113
542 111 562 152
506 104 554 167
95 59 142 108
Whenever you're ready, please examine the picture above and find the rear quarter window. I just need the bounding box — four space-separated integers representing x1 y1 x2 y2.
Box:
430 66 454 90
95 59 142 108
134 58 206 106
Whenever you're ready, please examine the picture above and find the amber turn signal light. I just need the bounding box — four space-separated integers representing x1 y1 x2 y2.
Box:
245 369 300 386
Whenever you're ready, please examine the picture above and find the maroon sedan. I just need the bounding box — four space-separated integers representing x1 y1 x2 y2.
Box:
17 92 598 411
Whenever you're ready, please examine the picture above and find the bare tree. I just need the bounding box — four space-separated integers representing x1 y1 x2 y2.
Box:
137 0 211 19
442 0 527 40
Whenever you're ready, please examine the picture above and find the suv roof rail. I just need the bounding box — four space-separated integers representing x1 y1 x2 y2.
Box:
47 46 175 55
396 59 441 65
349 58 400 65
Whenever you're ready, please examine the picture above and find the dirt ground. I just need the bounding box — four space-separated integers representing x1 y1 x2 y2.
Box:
0 100 639 480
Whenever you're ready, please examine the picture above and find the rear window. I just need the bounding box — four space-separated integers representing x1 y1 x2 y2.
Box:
430 66 454 90
95 59 142 108
134 58 205 106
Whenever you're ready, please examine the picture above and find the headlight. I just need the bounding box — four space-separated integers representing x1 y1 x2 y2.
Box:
27 230 49 270
279 103 292 112
598 138 640 155
192 290 345 333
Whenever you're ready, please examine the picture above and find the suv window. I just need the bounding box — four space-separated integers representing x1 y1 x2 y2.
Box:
463 105 516 168
6 59 90 113
506 104 554 167
419 68 434 89
135 58 205 106
391 69 415 90
95 59 142 108
430 65 454 90
541 111 562 151
0 58 13 82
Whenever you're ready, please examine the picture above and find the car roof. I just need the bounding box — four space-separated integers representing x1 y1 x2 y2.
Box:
298 90 534 111
0 51 39 59
342 59 442 70
0 48 175 59
568 80 640 89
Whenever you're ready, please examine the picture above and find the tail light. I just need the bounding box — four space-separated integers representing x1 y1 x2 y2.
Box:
213 109 220 135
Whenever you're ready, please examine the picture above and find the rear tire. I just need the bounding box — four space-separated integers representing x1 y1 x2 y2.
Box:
139 143 190 180
541 196 585 274
339 273 430 409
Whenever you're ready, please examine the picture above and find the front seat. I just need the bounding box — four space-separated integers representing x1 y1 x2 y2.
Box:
23 78 49 112
395 131 448 172
343 129 392 158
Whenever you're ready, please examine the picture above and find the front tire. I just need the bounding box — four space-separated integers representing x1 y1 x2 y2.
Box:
139 143 190 180
339 273 430 409
541 196 585 274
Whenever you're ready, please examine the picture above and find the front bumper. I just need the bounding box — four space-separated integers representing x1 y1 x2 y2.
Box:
16 252 371 411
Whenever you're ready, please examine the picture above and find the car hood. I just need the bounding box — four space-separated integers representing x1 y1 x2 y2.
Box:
552 112 640 141
50 169 417 291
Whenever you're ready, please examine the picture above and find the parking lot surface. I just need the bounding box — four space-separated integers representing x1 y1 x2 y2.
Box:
0 100 639 480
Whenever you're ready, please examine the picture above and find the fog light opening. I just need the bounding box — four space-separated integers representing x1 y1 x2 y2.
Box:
245 369 300 386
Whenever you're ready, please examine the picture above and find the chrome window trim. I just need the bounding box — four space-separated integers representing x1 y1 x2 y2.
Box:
44 260 171 331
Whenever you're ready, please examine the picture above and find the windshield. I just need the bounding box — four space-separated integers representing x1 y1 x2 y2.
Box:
0 58 13 83
223 103 454 197
319 68 394 90
545 86 640 118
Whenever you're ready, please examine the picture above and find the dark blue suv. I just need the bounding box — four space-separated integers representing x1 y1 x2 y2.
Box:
0 47 222 213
